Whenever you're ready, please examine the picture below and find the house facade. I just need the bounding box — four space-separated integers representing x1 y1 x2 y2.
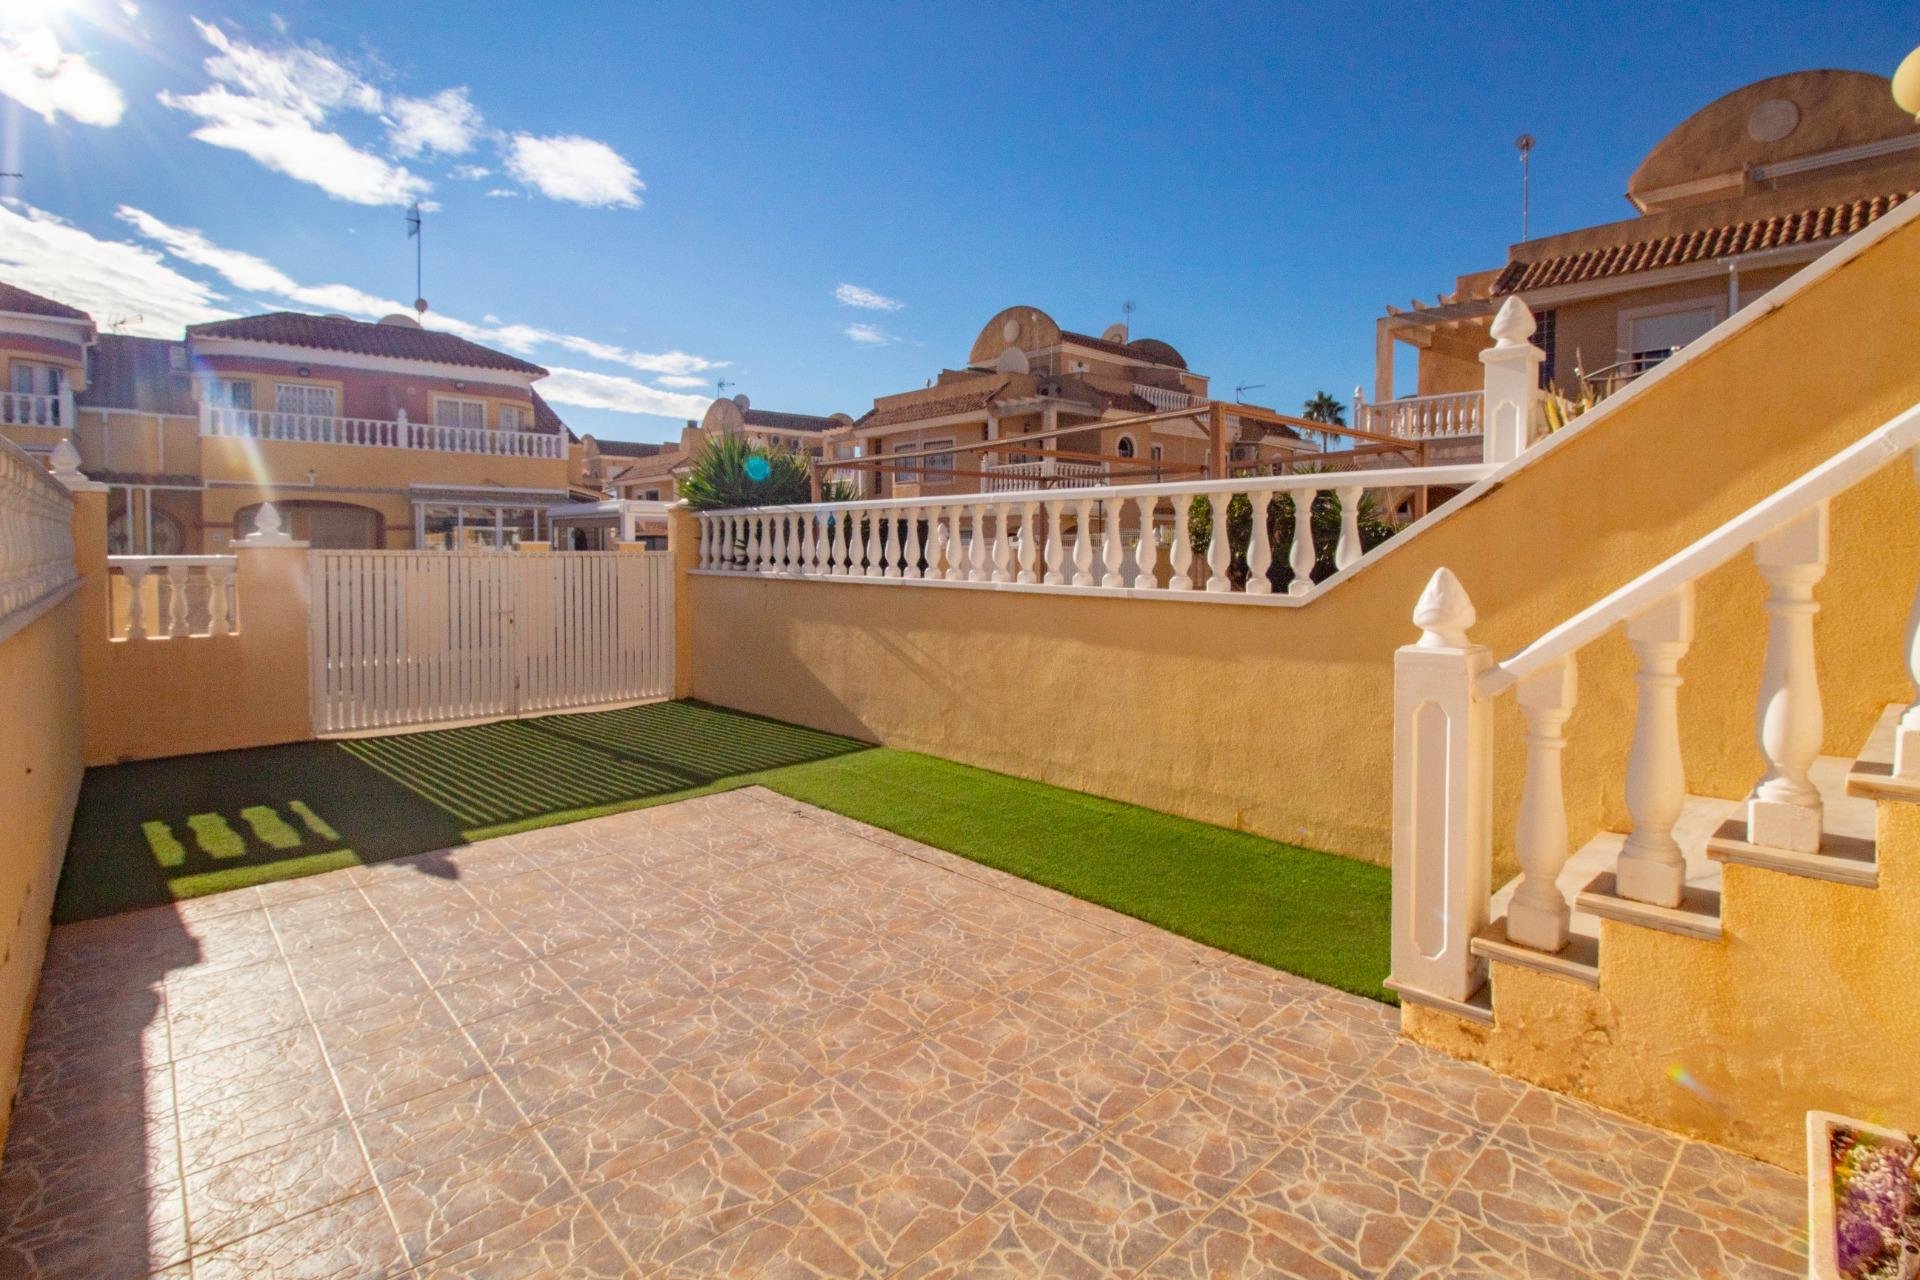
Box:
0 289 592 552
833 306 1305 498
597 394 850 504
1366 69 1919 443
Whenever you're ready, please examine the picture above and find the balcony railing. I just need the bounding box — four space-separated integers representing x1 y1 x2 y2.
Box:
201 406 565 459
1357 390 1484 440
982 459 1110 493
1 388 73 428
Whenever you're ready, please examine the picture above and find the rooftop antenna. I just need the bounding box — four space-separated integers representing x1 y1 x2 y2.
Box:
404 202 427 316
1515 134 1535 242
1234 382 1266 402
1121 299 1135 334
106 314 143 333
715 377 736 396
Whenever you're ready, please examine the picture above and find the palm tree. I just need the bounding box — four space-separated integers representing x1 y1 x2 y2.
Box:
1301 390 1347 451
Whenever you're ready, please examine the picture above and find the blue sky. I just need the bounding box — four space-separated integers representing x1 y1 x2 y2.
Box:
0 0 1910 442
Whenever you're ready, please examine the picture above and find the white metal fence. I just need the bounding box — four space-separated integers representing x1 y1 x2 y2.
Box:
309 550 674 734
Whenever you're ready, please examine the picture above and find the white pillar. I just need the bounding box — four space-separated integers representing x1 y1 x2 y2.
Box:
1748 505 1828 852
1617 585 1695 906
1168 495 1194 591
1287 489 1318 596
1479 297 1544 466
1334 485 1365 571
1245 489 1274 595
1100 499 1125 588
1390 567 1492 1005
1205 493 1232 593
1508 656 1578 951
1897 452 1920 777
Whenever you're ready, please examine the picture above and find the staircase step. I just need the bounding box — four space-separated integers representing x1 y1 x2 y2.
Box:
1705 817 1878 888
1574 872 1722 942
1845 703 1920 803
1471 917 1600 988
1385 978 1494 1026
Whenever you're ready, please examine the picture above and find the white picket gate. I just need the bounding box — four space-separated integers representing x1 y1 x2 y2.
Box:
308 550 674 735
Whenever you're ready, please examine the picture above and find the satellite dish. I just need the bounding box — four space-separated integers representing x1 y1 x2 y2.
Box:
994 346 1029 374
732 394 751 409
378 313 422 328
1101 323 1129 343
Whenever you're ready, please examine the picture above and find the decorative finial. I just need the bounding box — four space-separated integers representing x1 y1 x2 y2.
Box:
1413 567 1476 648
245 502 295 545
1489 296 1537 348
49 438 84 485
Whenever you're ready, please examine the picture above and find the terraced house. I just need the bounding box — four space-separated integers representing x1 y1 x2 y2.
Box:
0 292 594 552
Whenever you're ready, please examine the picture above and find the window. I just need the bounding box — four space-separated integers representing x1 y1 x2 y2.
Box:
498 404 526 432
207 379 254 410
1150 444 1164 462
11 361 62 396
1115 435 1136 459
892 441 922 484
415 503 544 550
1532 309 1557 388
643 489 660 501
432 396 487 431
274 383 336 429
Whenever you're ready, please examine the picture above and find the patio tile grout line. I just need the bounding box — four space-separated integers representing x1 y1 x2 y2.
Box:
1618 1136 1688 1277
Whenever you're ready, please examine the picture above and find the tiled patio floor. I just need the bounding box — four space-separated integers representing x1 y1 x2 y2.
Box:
0 787 1805 1278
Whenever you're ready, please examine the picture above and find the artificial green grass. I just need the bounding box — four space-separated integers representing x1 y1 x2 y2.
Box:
57 700 1392 1000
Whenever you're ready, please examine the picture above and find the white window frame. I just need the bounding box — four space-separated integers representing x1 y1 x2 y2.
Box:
498 403 526 432
207 378 254 410
274 382 337 419
431 395 488 431
1616 297 1725 368
10 361 61 396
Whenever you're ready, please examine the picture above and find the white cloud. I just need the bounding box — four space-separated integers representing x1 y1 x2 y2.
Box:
843 322 892 345
112 206 726 418
386 86 482 157
834 283 902 312
159 19 425 207
450 164 491 180
0 27 126 127
484 187 517 198
505 133 642 208
0 202 231 335
538 367 711 419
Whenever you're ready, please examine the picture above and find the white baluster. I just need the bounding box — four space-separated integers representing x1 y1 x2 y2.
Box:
1134 495 1160 589
743 514 761 571
1042 500 1065 585
1288 488 1319 596
122 563 149 640
1246 488 1274 595
207 563 233 635
1204 493 1232 593
795 512 814 576
1100 498 1126 588
1169 495 1194 591
921 505 943 578
1017 501 1040 584
1334 485 1365 571
825 510 844 575
861 508 882 578
1070 498 1095 587
968 504 990 582
1617 586 1695 907
771 513 790 572
986 505 1009 583
1748 505 1829 852
945 506 968 581
904 508 924 580
1508 656 1578 952
167 563 191 637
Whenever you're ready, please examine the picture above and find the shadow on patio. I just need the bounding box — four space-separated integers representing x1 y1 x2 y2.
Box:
58 700 872 923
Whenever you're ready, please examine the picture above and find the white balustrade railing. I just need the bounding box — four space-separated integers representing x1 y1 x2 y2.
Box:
1133 384 1201 410
108 555 238 641
0 435 79 644
1358 390 1484 440
694 464 1494 603
1389 399 1920 1010
1 389 70 428
981 460 1109 493
201 406 564 459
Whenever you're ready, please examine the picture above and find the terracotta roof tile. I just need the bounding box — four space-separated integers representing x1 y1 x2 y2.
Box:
0 281 92 323
741 408 839 433
856 380 1008 429
1494 192 1910 294
187 311 547 375
531 389 569 438
591 438 667 458
1059 330 1188 370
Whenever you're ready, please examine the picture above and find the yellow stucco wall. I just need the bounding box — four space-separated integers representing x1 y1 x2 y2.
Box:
1407 801 1920 1172
0 595 83 1153
687 209 1920 872
72 489 314 766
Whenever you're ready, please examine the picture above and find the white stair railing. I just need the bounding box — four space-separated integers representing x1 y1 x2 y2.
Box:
692 463 1493 604
1389 399 1920 1011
